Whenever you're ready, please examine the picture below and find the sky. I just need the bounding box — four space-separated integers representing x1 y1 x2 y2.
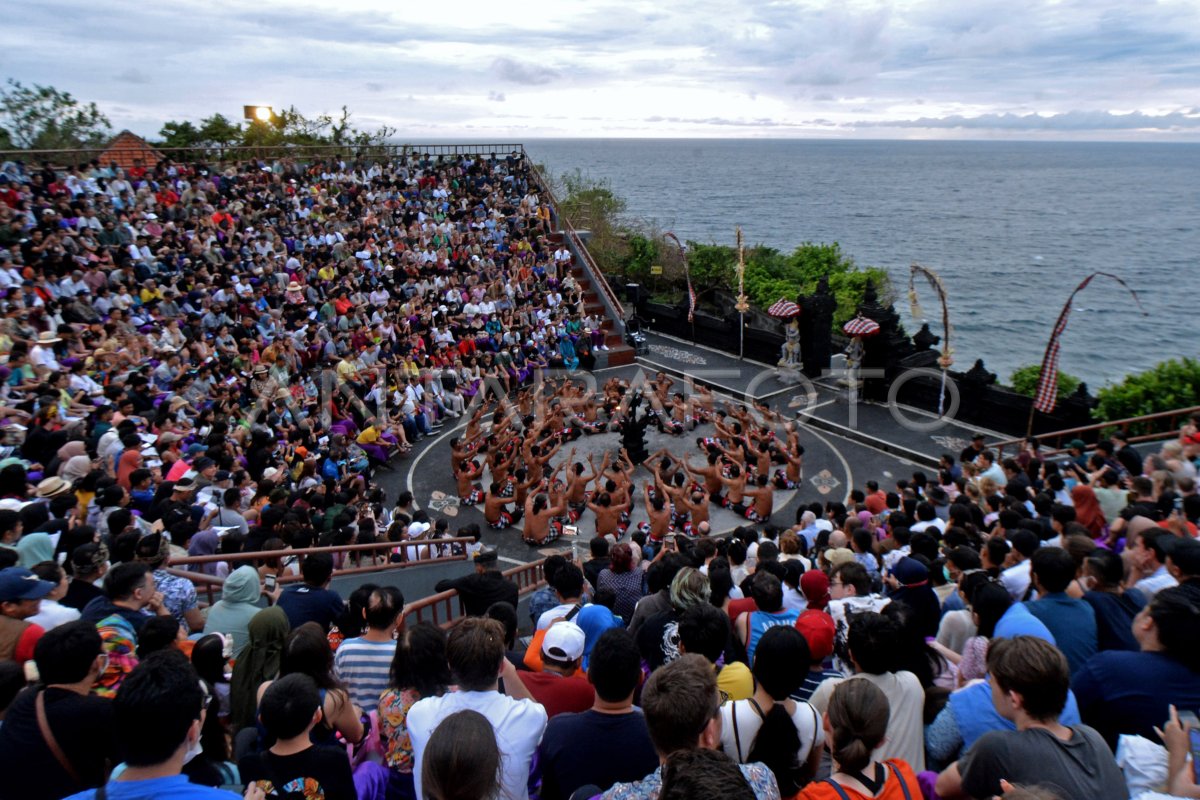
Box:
3 0 1199 141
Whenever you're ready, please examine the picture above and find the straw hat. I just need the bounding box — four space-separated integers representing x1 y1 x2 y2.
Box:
36 476 74 499
287 281 302 292
36 331 62 345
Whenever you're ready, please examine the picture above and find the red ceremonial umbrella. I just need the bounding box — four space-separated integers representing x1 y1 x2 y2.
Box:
768 298 801 318
842 316 881 337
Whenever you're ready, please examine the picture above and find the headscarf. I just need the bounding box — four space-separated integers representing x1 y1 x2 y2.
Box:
230 606 290 732
187 529 221 576
887 557 942 638
17 532 55 567
1070 485 1107 538
60 455 92 483
56 441 87 467
116 449 143 491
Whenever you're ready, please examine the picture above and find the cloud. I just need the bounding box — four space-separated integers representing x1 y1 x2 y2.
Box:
492 56 561 85
488 91 506 102
365 82 384 93
115 68 150 84
859 109 1200 131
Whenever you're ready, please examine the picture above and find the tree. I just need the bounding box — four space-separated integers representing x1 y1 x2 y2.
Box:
1009 364 1081 400
197 114 243 147
157 120 203 149
0 79 112 150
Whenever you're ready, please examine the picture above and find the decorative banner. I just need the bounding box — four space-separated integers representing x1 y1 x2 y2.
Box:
908 263 954 415
768 298 801 318
663 232 694 322
1033 272 1146 416
842 315 881 337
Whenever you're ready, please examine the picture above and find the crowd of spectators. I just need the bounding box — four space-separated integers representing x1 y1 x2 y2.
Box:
0 145 1199 800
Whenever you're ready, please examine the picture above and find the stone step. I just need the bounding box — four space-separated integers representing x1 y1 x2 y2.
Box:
598 344 636 368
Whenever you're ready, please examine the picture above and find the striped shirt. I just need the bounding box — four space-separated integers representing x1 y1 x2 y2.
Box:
334 637 398 711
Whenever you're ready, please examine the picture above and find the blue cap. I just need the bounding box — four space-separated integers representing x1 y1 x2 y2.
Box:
0 567 55 603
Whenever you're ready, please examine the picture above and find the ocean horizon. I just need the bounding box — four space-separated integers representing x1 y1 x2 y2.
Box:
524 138 1200 391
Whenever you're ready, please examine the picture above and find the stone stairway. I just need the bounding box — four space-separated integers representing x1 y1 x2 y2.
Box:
549 230 636 368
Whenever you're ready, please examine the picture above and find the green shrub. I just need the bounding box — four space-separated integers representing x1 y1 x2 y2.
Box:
1096 358 1200 426
1008 364 1082 400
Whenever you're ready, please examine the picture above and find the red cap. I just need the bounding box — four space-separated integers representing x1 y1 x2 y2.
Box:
795 609 836 662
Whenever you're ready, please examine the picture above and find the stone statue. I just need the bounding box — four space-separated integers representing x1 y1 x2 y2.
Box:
778 318 801 368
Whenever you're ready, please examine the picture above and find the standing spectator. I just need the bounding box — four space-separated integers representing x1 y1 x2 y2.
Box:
276 553 344 631
333 585 403 711
598 654 780 799
538 629 659 800
408 617 546 800
936 636 1127 800
433 548 518 617
65 650 249 799
0 621 116 800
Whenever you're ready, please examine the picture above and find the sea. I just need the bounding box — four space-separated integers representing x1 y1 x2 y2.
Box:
525 139 1200 390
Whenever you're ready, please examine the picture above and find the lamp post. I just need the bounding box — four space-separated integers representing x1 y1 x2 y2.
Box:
735 227 750 360
243 105 275 122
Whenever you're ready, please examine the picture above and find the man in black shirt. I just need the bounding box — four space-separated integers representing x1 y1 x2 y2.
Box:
0 621 117 799
435 548 519 617
959 433 986 467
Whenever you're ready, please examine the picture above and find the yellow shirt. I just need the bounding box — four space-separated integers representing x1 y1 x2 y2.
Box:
356 426 381 445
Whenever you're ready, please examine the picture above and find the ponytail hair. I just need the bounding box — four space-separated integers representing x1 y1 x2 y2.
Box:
746 627 811 796
826 679 890 773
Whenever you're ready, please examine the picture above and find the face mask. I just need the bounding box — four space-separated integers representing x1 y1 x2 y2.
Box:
943 565 953 583
182 731 204 765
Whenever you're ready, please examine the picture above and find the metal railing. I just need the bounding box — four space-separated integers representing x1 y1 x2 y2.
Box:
400 559 546 629
992 405 1200 458
0 143 529 167
167 538 474 606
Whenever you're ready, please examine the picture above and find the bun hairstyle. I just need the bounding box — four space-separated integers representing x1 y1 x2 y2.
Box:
826 679 890 773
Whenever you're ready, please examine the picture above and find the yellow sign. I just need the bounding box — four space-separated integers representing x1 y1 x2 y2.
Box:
649 265 663 275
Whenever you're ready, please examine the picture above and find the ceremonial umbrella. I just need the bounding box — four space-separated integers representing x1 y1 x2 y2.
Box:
768 298 801 318
842 316 881 338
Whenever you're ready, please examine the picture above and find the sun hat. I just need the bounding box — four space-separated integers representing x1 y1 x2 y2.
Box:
35 476 74 499
36 331 62 344
287 281 302 292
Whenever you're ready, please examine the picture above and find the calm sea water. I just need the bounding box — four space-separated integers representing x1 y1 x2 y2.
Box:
526 139 1200 389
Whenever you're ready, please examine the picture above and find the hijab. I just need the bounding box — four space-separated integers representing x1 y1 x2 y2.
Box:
887 557 942 639
230 606 290 733
61 455 92 484
187 529 221 576
116 450 143 491
56 441 88 466
1071 485 1107 538
17 532 56 568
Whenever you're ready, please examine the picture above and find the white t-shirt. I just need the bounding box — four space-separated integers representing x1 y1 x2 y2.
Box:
408 689 547 800
721 696 824 766
809 670 926 772
1001 560 1032 601
28 598 80 632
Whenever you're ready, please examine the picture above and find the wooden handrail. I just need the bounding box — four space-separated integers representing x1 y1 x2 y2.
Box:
992 405 1200 458
168 537 475 566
